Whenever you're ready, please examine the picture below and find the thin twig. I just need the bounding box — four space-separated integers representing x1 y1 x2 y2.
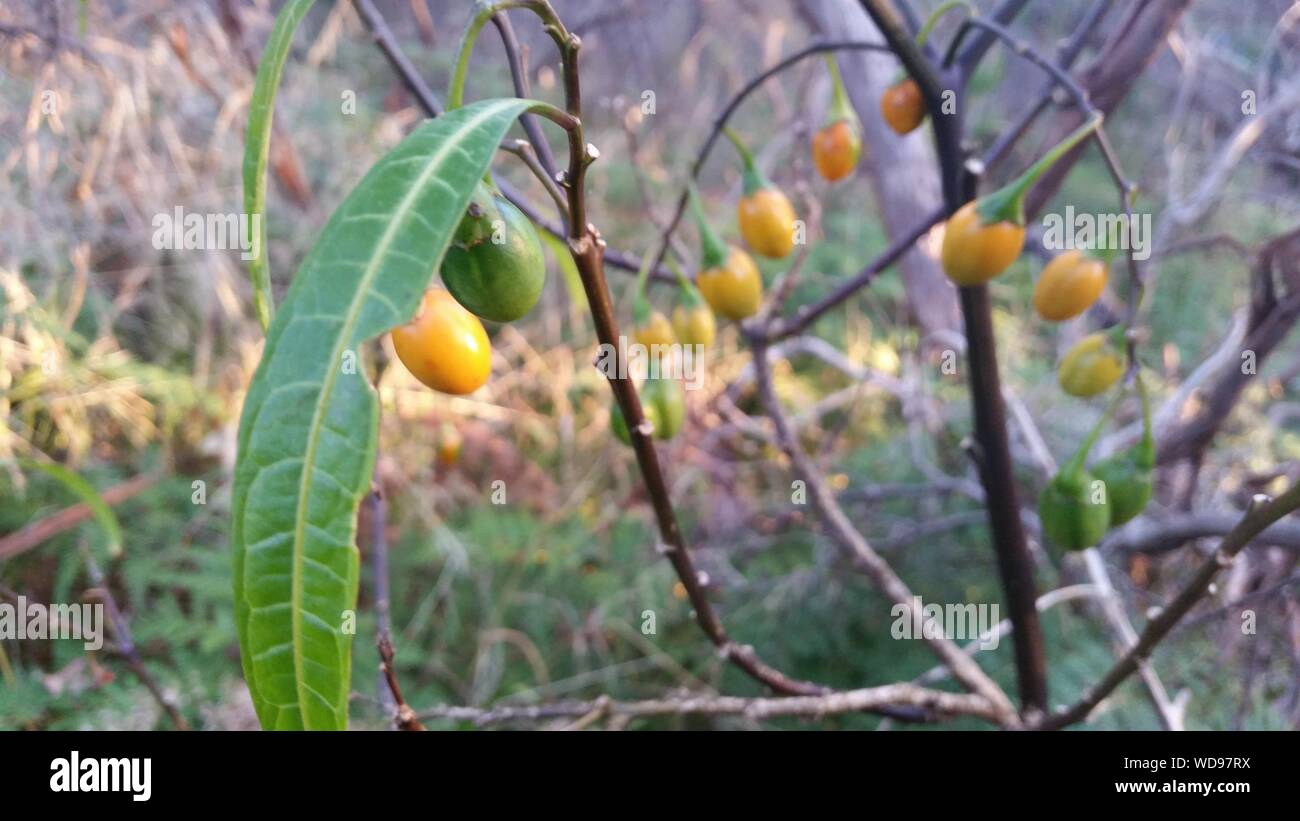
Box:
490 10 561 180
764 206 945 341
747 331 1018 726
378 633 425 731
503 139 569 218
82 547 190 731
981 0 1113 171
366 487 395 718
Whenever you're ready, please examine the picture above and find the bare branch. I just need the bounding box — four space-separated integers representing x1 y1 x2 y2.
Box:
748 332 1019 725
82 548 190 731
419 682 1003 727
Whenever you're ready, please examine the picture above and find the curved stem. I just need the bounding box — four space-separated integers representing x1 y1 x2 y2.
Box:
821 53 860 125
721 127 752 164
891 0 972 83
1064 386 1124 478
687 183 728 269
917 0 973 46
501 140 568 218
448 1 534 110
490 10 561 179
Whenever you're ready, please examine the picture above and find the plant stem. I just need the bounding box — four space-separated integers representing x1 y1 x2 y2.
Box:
687 184 729 269
1064 386 1124 478
667 257 702 307
859 0 1049 716
448 1 535 110
822 54 854 124
917 0 973 46
522 1 836 700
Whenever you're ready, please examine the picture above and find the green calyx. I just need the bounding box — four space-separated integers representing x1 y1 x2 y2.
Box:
668 256 703 308
823 54 858 128
451 181 504 246
1103 323 1130 357
722 127 769 197
976 114 1103 227
688 184 729 270
973 182 1027 228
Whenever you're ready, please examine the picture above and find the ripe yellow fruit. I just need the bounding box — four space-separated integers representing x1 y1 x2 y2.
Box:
697 246 763 321
633 310 676 351
672 303 716 349
737 187 797 259
939 201 1026 286
390 288 491 395
1058 332 1125 398
1032 251 1108 321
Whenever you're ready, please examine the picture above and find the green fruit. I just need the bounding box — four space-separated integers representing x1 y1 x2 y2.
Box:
441 185 545 323
642 376 685 440
1094 372 1156 528
612 401 657 447
611 378 685 445
1038 467 1110 551
1092 454 1152 527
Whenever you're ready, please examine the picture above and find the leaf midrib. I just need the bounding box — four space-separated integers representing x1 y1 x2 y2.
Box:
284 100 516 725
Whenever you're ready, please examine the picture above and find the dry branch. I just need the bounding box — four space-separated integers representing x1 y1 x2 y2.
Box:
419 682 1003 727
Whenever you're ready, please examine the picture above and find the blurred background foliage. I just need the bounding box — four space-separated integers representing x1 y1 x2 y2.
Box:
1 0 1298 730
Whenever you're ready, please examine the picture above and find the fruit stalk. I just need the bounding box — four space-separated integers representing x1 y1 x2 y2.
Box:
977 114 1102 226
823 54 855 125
687 184 729 269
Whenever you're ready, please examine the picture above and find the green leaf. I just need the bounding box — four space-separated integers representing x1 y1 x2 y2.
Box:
242 0 317 333
20 460 123 559
231 98 535 730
